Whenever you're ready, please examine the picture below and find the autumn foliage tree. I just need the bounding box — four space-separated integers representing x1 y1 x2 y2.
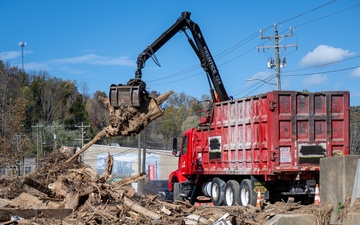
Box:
0 61 92 163
0 98 32 166
0 59 201 165
0 62 32 167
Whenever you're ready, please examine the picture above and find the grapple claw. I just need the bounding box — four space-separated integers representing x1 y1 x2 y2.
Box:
109 80 146 108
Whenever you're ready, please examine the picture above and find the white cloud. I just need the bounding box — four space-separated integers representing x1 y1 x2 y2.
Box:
51 54 98 64
25 62 51 71
0 50 33 61
300 45 355 67
0 51 134 67
351 67 360 78
96 57 134 66
0 51 135 75
51 54 134 66
302 74 328 85
0 51 21 60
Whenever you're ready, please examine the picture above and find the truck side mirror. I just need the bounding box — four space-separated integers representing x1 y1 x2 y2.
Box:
172 137 177 156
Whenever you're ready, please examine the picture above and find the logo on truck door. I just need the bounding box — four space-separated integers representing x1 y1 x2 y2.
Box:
209 136 221 160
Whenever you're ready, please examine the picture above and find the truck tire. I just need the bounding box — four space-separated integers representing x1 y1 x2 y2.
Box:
224 180 241 206
240 179 257 206
173 182 183 202
202 181 212 197
211 177 225 206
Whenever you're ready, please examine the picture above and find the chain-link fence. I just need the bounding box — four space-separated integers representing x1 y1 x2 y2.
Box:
0 158 37 178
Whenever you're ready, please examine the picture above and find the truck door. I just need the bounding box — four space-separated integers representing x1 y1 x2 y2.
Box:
178 133 192 176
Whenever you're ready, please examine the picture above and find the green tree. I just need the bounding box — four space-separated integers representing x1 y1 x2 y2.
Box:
155 92 201 149
29 72 86 126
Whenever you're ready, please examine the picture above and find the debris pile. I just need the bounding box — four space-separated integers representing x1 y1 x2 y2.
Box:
0 152 241 224
0 151 338 225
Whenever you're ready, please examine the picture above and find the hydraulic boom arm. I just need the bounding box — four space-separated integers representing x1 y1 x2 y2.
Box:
109 11 229 108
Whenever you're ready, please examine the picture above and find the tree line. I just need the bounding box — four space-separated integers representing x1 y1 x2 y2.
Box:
1 60 359 168
0 60 205 167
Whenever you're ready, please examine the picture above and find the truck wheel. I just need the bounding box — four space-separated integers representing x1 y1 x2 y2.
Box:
173 182 183 202
224 180 241 206
240 179 256 206
202 181 212 197
211 177 225 206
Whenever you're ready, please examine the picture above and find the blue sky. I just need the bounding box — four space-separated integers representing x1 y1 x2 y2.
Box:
1 1 360 106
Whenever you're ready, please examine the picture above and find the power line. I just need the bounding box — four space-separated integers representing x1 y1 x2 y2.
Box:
215 32 259 60
148 47 257 87
231 64 360 97
232 3 360 97
147 33 259 84
278 0 337 25
283 65 360 77
295 3 360 28
282 55 360 74
146 2 354 97
231 62 360 97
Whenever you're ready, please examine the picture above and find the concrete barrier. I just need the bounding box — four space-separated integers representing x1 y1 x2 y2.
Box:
320 155 360 224
344 212 360 225
351 159 360 206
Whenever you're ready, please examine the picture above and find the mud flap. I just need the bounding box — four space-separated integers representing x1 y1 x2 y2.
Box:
189 186 198 205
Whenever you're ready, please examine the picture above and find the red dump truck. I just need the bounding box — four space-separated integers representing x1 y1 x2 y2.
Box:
169 90 350 206
107 11 350 206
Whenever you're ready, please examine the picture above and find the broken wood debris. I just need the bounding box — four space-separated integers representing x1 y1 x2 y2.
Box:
66 90 174 163
0 151 339 224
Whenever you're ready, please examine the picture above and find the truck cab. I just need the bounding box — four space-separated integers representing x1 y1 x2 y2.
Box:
168 129 194 198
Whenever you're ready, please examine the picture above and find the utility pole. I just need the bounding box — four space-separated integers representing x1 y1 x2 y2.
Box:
137 128 147 194
142 128 147 175
138 133 141 174
257 24 297 90
137 133 142 193
48 124 62 152
13 134 23 175
32 124 43 168
75 122 90 163
75 122 90 147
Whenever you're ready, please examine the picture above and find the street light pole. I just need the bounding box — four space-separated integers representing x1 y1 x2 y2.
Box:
18 41 26 71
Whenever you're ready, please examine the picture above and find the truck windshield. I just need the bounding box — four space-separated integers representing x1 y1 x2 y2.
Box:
181 136 188 155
